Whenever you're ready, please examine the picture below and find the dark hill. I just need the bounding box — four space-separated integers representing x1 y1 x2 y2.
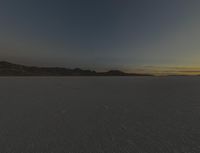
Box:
0 61 151 76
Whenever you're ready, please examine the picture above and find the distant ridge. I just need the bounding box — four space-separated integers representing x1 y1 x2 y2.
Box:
0 61 152 76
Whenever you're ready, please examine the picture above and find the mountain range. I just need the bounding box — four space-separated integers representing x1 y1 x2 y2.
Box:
0 61 151 76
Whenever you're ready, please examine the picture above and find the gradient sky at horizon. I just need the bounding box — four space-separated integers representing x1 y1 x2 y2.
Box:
0 0 200 72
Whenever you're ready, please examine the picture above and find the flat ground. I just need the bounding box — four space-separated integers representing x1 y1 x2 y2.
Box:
0 77 200 153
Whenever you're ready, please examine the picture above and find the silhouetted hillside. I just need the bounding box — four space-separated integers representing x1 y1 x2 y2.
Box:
0 61 151 76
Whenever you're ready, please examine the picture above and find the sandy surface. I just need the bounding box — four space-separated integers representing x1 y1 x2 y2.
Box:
0 77 200 153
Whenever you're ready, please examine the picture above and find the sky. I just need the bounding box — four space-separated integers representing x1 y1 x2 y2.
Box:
0 0 200 73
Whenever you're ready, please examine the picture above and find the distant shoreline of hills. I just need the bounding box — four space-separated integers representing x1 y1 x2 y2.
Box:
0 61 152 76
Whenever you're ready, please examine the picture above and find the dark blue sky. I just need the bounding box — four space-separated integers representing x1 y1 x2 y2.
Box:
0 0 200 71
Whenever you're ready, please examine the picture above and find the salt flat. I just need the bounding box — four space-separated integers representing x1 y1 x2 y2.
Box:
0 77 200 153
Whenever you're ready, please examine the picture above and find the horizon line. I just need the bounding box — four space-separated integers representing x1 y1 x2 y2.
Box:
1 60 200 76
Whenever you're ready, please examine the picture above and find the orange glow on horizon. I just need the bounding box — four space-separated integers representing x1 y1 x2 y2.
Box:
133 66 200 76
